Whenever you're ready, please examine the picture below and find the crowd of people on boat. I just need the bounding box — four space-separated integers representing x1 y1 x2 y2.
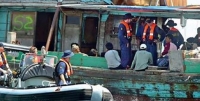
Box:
105 13 185 71
1 13 200 86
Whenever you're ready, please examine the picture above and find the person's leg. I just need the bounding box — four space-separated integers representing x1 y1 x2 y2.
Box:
121 50 129 69
157 56 169 67
127 42 132 67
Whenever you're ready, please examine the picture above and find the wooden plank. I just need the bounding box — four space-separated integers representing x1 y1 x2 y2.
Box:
169 50 184 72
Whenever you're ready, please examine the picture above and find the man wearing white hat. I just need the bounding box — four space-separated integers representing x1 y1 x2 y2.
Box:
130 44 153 71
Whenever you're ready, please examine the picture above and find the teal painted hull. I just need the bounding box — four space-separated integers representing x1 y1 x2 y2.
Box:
71 67 200 99
6 51 200 99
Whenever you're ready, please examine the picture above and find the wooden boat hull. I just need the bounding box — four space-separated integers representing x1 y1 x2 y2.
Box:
71 66 200 100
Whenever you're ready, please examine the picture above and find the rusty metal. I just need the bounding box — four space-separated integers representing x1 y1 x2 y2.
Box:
45 2 61 51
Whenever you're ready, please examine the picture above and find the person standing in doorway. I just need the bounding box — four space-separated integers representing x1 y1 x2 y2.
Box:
118 13 133 69
142 18 166 66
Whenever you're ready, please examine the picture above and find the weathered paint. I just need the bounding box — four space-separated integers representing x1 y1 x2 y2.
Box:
56 12 63 51
6 51 200 99
0 7 63 51
101 14 109 21
184 58 200 73
0 11 10 42
71 67 200 99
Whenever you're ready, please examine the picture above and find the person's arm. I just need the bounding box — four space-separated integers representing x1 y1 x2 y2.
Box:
57 62 67 84
149 53 153 65
130 52 137 69
155 26 166 42
0 68 7 74
162 43 170 56
114 50 121 62
118 24 129 44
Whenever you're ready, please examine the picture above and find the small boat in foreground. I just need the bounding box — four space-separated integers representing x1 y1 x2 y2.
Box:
0 83 113 101
0 48 113 101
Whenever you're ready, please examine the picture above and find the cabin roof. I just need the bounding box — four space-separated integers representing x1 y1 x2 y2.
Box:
59 4 200 11
59 4 200 19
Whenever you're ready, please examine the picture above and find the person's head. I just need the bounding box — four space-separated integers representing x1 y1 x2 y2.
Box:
166 20 177 28
29 46 38 54
62 50 74 62
71 43 79 49
72 44 80 53
145 18 154 25
123 13 133 23
140 44 147 50
105 42 113 50
197 27 200 34
0 43 4 53
89 49 98 56
165 34 173 43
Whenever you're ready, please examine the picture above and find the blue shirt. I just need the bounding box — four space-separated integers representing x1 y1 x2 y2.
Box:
118 24 129 45
56 62 66 76
56 62 67 85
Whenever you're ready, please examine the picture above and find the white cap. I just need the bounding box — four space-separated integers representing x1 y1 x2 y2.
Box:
140 44 147 49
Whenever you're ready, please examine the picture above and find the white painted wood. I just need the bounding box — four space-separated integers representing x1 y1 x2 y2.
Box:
7 32 16 43
169 50 184 72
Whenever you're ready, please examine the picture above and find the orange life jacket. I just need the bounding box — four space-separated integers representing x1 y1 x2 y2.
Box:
120 20 132 38
0 52 7 67
59 59 73 76
143 23 156 40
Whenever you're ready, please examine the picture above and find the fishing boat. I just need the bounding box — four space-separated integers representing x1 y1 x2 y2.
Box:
50 4 200 100
2 0 200 100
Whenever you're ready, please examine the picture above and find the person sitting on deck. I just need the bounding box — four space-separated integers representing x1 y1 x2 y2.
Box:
88 49 99 57
129 44 153 71
21 46 39 67
71 43 88 56
28 46 39 64
104 42 124 70
157 34 177 67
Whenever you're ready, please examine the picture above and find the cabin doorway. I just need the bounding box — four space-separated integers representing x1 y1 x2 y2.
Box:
35 12 55 51
81 17 99 54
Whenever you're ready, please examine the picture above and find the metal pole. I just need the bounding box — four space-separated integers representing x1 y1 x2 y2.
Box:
45 2 61 51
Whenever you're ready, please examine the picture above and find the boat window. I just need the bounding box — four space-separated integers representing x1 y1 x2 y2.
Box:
66 15 80 25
